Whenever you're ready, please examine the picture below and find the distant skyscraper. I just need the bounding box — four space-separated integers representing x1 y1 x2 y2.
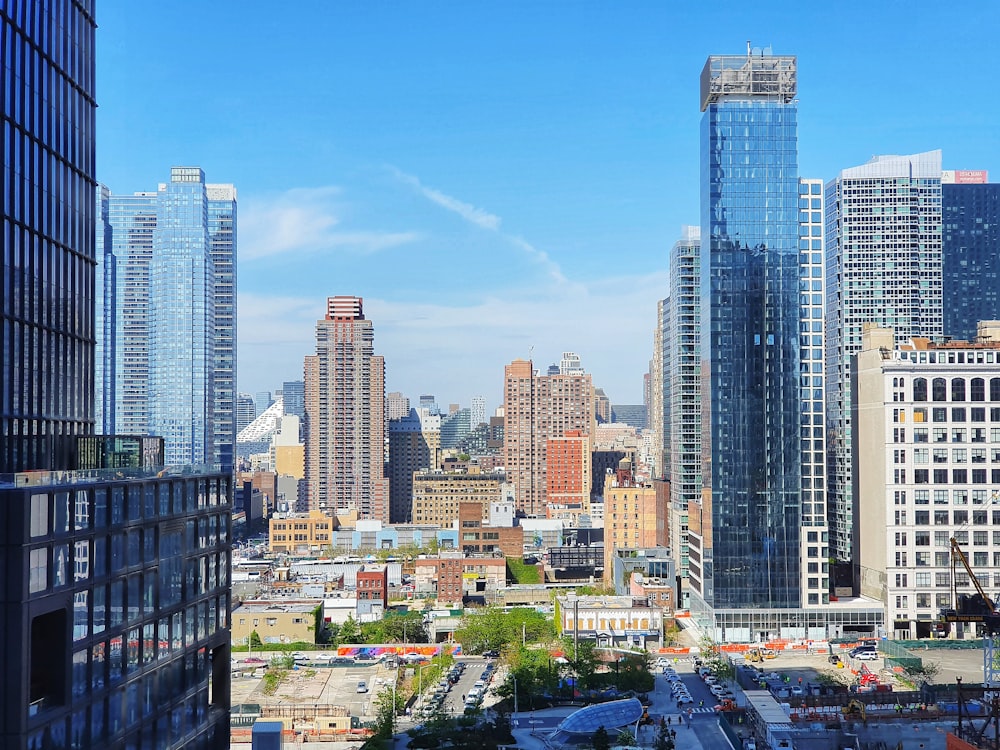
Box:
825 151 943 564
282 380 306 420
649 299 666 479
304 296 388 519
97 168 237 469
692 50 802 624
560 352 584 375
503 359 594 515
471 396 487 426
387 391 411 421
440 408 472 449
942 171 999 340
236 392 257 433
255 391 274 417
419 395 438 415
388 408 441 522
665 226 701 581
610 405 647 429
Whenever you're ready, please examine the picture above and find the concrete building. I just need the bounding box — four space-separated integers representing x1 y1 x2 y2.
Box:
457 502 523 557
503 359 595 516
387 392 410 421
231 600 321 646
269 510 336 555
664 226 702 581
411 467 506 527
546 430 592 509
854 322 1000 639
356 565 388 622
236 392 257 433
413 555 508 605
826 151 944 566
556 594 663 650
304 296 388 520
602 461 668 586
388 408 441 523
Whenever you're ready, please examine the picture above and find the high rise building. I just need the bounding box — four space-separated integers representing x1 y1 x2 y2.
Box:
692 49 804 626
602 460 669 586
236 393 257 434
560 352 585 376
387 392 411 421
825 151 943 564
1 5 232 747
942 171 999 341
440 408 472 449
96 168 238 469
546 430 592 509
388 409 441 523
854 323 1000 640
419 395 438 415
503 359 594 516
470 396 487 427
281 380 306 420
304 297 388 519
665 226 701 581
797 178 830 608
255 391 274 417
649 299 666 480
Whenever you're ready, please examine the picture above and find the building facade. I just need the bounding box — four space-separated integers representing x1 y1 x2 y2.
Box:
546 430 592 509
503 359 595 516
692 51 803 627
854 323 1000 639
96 168 238 469
825 151 943 565
411 468 506 527
304 297 388 520
602 463 668 586
0 0 97 473
388 409 441 523
665 226 701 581
942 174 999 341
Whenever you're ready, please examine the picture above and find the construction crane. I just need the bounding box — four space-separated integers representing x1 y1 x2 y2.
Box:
940 535 1000 686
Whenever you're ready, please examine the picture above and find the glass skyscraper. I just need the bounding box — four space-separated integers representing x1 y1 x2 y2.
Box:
942 177 1000 341
1 0 97 473
1 4 233 748
693 51 802 621
97 169 237 470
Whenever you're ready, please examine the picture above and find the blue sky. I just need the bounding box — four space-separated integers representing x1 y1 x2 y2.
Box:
96 1 1000 414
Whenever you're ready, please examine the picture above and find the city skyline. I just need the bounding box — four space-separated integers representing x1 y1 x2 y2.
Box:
94 3 1000 408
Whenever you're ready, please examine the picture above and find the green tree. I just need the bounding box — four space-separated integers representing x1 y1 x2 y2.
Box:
362 610 428 644
338 616 361 645
655 720 675 750
494 645 560 709
563 638 599 689
371 684 404 739
454 606 554 654
616 728 636 746
593 726 611 750
249 630 262 648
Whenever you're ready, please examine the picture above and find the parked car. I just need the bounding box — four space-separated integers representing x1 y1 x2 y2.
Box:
483 649 500 658
855 650 879 661
357 682 368 693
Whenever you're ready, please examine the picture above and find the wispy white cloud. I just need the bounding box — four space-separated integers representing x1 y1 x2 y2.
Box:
389 167 501 230
388 166 566 283
239 186 420 260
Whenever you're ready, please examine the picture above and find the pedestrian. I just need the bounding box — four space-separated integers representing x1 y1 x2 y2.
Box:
677 699 682 709
667 716 672 726
699 700 704 707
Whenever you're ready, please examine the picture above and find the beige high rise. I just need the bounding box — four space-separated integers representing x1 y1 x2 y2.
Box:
503 358 594 516
303 297 388 520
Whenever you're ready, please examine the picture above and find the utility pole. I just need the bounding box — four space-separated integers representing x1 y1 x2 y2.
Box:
574 598 579 662
522 622 526 647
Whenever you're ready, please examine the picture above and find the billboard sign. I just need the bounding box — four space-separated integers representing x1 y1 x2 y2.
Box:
942 170 989 184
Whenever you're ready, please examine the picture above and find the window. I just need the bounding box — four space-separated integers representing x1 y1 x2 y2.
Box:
953 408 967 422
914 449 928 464
933 378 947 401
971 378 986 402
933 408 948 423
913 378 927 401
952 378 966 402
914 428 929 443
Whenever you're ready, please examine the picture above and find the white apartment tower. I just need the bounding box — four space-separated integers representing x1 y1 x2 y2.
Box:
826 151 944 565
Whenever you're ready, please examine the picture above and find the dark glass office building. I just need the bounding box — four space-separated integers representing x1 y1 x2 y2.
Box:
943 181 1000 341
1 3 232 747
1 0 97 473
693 51 802 616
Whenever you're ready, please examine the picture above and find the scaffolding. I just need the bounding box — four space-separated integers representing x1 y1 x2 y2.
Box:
700 51 797 112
